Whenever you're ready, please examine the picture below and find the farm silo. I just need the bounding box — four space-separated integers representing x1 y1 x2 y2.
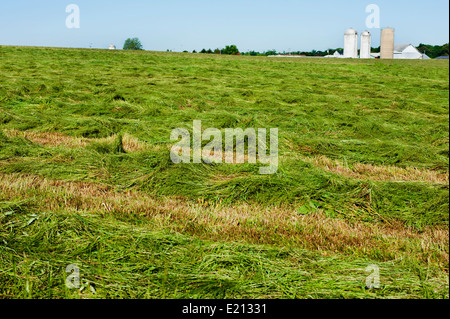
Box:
360 31 371 59
344 28 358 58
381 28 395 59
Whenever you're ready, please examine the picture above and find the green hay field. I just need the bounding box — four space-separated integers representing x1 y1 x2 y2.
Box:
0 46 448 299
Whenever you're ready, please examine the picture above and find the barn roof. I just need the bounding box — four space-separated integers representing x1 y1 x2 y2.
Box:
394 44 412 52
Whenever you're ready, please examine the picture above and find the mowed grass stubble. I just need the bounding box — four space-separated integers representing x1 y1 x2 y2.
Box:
0 46 448 299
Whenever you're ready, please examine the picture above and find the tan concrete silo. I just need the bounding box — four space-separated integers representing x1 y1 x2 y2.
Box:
380 28 395 59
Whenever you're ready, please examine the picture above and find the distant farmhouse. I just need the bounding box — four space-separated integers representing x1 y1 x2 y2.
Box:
393 44 430 59
268 27 445 60
324 50 344 58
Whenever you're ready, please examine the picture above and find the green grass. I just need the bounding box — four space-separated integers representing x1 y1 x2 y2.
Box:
0 46 448 299
1 201 447 299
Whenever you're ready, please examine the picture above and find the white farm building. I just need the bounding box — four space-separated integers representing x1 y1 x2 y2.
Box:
394 44 430 59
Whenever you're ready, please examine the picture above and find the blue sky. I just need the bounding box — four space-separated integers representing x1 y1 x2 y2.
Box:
0 0 448 52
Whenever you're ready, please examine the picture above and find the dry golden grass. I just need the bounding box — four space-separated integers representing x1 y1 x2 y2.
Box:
0 172 448 270
303 155 449 185
5 129 448 185
100 134 150 153
2 129 448 269
4 129 149 153
5 129 89 148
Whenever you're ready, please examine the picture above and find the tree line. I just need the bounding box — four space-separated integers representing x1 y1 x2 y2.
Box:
196 47 344 57
416 43 449 59
122 38 449 59
193 43 449 58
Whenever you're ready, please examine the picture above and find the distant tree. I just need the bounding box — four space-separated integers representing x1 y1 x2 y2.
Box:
207 49 213 54
264 50 277 56
371 46 380 53
223 45 239 55
193 50 197 53
123 38 143 50
442 43 449 56
200 49 207 54
214 48 221 54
